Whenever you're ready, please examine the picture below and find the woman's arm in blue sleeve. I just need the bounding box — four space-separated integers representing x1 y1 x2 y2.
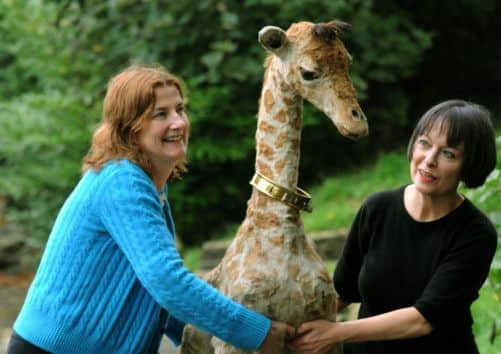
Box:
99 164 270 351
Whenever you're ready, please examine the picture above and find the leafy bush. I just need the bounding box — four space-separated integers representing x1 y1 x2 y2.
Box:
2 0 500 246
0 92 98 245
0 0 436 245
465 136 501 345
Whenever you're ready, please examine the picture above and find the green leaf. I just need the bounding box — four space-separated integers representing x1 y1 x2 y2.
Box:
201 51 224 68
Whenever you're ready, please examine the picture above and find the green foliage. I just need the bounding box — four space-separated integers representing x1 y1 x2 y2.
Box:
0 1 105 101
0 92 98 245
471 286 501 353
183 247 202 273
464 136 501 346
0 0 499 246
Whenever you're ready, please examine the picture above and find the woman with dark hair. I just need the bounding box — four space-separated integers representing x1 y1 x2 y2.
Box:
8 65 293 354
289 99 498 354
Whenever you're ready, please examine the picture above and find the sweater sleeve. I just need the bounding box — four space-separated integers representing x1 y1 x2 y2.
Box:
98 164 270 350
334 204 368 303
414 220 497 329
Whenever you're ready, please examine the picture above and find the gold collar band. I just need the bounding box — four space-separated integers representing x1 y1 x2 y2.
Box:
250 172 312 212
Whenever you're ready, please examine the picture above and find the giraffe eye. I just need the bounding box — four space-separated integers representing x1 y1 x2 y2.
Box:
299 67 320 81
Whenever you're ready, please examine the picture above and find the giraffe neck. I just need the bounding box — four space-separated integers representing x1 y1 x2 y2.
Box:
255 59 303 189
234 59 306 241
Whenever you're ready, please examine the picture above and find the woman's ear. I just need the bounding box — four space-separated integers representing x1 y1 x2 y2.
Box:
258 26 289 56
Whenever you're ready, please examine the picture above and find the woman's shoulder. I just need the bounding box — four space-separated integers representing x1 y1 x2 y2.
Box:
90 159 155 193
460 199 498 241
99 159 147 177
87 159 148 184
363 185 406 210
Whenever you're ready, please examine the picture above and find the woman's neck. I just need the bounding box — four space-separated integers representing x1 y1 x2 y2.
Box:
150 163 174 192
404 184 464 222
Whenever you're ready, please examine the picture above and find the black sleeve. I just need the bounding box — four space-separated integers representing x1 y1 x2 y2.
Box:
334 203 369 303
414 220 497 329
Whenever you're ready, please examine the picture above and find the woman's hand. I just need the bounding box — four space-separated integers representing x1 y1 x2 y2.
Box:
287 319 339 354
257 320 296 354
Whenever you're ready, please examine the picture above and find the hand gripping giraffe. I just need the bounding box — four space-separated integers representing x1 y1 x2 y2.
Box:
180 20 368 354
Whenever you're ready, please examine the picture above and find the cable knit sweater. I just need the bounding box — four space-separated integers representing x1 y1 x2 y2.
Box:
14 159 270 354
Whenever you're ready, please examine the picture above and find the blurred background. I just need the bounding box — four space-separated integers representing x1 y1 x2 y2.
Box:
0 0 500 353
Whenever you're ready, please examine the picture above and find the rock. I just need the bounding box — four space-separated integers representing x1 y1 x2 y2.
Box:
199 239 231 272
309 229 348 260
0 226 25 269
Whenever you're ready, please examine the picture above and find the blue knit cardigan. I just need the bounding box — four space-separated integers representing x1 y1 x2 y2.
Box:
14 159 270 353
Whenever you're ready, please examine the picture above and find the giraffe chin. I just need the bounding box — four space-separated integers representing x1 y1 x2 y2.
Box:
336 124 367 140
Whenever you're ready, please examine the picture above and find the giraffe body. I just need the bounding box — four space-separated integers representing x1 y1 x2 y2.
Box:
180 20 368 354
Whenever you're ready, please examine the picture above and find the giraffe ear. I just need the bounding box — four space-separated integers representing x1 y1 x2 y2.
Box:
330 20 352 35
314 20 351 42
258 26 289 55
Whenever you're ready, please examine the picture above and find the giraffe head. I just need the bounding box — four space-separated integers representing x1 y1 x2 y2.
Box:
259 21 368 139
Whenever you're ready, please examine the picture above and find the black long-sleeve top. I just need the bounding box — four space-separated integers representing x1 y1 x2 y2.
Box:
334 186 497 354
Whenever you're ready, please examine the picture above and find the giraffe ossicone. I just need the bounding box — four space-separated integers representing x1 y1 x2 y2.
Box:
180 20 368 354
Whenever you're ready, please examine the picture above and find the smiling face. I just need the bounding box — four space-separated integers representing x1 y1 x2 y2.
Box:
138 84 189 180
410 124 464 198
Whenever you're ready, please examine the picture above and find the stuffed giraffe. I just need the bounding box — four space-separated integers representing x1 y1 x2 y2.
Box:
180 20 368 354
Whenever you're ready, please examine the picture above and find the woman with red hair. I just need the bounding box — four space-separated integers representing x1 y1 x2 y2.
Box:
9 65 293 354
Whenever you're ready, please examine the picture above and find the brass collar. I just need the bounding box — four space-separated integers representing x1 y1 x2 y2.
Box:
250 172 312 212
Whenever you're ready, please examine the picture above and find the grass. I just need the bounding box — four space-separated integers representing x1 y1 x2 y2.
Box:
302 151 409 232
183 246 202 272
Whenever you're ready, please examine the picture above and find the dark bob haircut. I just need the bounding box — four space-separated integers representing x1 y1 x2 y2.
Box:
407 99 497 188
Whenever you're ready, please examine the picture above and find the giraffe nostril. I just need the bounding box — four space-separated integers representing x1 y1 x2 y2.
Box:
351 109 367 121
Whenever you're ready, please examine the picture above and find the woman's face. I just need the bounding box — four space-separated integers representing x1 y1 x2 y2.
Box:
410 125 464 198
137 84 189 171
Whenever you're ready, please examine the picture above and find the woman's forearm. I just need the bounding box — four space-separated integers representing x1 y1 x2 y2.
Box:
336 306 432 343
290 306 432 353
